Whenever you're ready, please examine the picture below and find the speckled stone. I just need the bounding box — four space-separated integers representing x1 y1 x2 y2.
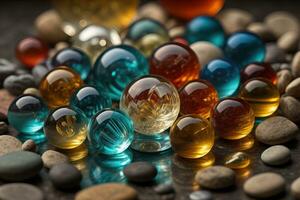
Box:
243 172 286 198
280 96 300 123
255 116 298 145
41 150 69 169
22 139 37 152
261 145 291 166
291 177 300 199
277 69 292 93
286 77 300 98
0 135 22 156
75 183 138 200
195 166 235 189
123 161 157 183
0 183 44 200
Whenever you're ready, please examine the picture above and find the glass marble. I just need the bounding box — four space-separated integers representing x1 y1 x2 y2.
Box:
239 78 280 117
70 85 112 118
51 48 91 80
88 109 134 155
225 32 266 69
93 45 149 101
211 98 255 140
16 37 48 68
125 18 169 57
52 0 138 36
179 80 218 118
200 59 240 98
224 152 251 169
241 62 277 84
150 42 201 88
8 94 49 133
39 67 83 109
44 106 88 149
170 115 214 159
159 0 224 20
185 16 225 47
73 25 122 63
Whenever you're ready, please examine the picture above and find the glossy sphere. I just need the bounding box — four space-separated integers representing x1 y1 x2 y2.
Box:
93 45 149 101
120 75 180 135
211 98 255 140
179 80 218 118
150 42 200 88
44 106 87 149
73 25 122 63
125 18 169 57
8 94 49 133
185 16 225 47
88 109 134 154
39 67 83 109
241 62 277 84
239 78 280 117
201 59 240 98
170 115 214 159
160 0 224 20
16 37 48 68
224 152 251 169
51 48 91 80
225 32 266 69
70 86 112 118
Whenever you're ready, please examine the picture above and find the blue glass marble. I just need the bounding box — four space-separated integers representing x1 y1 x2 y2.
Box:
70 85 112 118
17 129 46 144
88 108 134 155
225 32 266 69
201 59 240 98
93 45 149 101
185 16 225 47
51 47 91 80
8 94 49 133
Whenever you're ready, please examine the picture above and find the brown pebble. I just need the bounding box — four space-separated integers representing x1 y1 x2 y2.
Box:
75 183 137 200
0 183 44 200
23 88 41 97
0 135 22 156
286 77 300 98
41 150 69 168
277 31 300 53
22 139 36 152
0 121 8 135
291 177 300 199
277 69 293 93
292 51 300 78
247 22 275 42
280 96 300 123
137 2 167 23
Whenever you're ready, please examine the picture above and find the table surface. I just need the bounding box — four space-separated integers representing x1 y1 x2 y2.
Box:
1 1 300 200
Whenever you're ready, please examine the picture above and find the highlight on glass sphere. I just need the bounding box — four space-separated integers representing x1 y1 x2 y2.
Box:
241 62 277 84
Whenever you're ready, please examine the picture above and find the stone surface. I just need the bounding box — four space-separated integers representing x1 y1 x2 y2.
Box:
75 183 138 200
0 121 8 135
137 2 167 23
4 74 36 96
277 31 300 52
195 166 235 189
291 177 300 199
280 96 300 123
265 43 287 63
255 116 298 145
0 151 43 181
261 145 291 166
0 183 44 200
286 77 300 98
292 51 300 77
31 63 50 84
0 112 8 123
247 22 275 42
42 150 69 169
189 190 213 200
0 90 15 114
154 183 174 195
277 69 293 93
0 59 16 87
22 139 37 152
123 161 157 183
49 163 82 190
243 172 286 198
0 135 22 156
23 87 41 97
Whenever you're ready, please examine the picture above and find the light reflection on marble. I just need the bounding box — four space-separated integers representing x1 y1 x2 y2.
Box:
216 133 255 151
17 129 46 144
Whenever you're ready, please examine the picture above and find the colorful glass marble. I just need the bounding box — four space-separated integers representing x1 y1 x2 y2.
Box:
70 85 112 118
241 62 277 84
179 80 218 118
125 18 169 57
170 115 214 159
73 25 122 63
120 75 180 152
150 42 200 88
88 109 134 155
44 106 87 149
8 94 49 133
239 78 280 117
185 16 225 47
16 37 48 68
160 0 224 20
211 98 255 140
39 67 83 109
225 32 266 69
93 45 149 101
200 59 240 98
51 48 91 80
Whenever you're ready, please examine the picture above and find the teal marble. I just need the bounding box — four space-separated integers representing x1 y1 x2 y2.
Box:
225 32 266 69
51 47 91 80
185 16 225 47
70 85 112 119
8 94 49 133
201 59 240 98
93 45 149 101
88 109 134 155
